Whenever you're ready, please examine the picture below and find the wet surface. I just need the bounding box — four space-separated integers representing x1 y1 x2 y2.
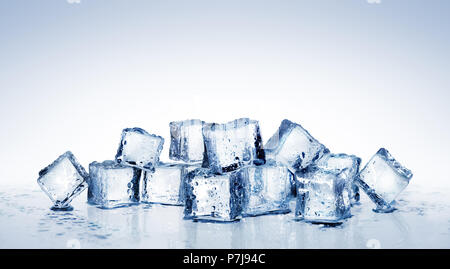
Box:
0 184 449 249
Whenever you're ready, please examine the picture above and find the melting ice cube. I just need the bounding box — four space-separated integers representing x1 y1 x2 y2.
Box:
169 119 205 163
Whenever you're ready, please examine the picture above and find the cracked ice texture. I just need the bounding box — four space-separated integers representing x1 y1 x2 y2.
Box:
37 151 89 209
184 168 244 222
295 168 351 224
356 148 413 210
265 119 328 173
239 164 293 216
115 127 164 172
88 160 141 209
316 153 361 205
202 118 265 174
169 119 205 163
140 163 187 206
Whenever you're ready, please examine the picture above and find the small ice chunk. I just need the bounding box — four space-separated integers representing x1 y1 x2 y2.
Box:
37 151 89 210
356 148 413 212
88 160 141 209
169 119 205 163
202 118 265 174
184 168 244 222
265 119 328 173
316 153 361 205
140 163 187 206
115 127 164 172
238 164 293 216
295 168 351 224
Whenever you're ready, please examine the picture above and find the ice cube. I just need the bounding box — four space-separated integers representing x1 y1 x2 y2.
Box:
316 153 361 205
115 127 164 172
88 160 141 209
202 118 265 174
295 168 351 224
184 168 244 222
238 164 293 217
169 119 205 163
355 148 413 212
265 119 328 173
140 163 187 206
37 151 89 210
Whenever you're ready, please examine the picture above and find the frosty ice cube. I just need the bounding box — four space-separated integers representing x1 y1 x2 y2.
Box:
115 127 164 172
316 153 361 205
355 148 413 212
295 168 351 224
88 160 141 209
265 119 328 173
140 163 187 206
169 119 205 163
184 168 244 222
37 151 89 210
238 164 293 217
202 118 265 174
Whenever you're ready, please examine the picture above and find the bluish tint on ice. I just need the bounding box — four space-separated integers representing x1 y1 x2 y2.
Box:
202 118 265 174
356 148 413 212
88 161 141 209
37 151 89 210
169 119 205 163
115 127 164 172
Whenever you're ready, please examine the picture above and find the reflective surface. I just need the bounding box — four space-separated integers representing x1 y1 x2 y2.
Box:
0 184 449 249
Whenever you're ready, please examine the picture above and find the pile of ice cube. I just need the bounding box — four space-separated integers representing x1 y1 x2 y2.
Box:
37 118 413 224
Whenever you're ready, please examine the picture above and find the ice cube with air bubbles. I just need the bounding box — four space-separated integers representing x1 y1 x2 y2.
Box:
88 160 141 209
202 118 265 174
265 119 329 173
115 127 164 172
140 163 187 206
184 168 244 222
295 168 351 224
238 164 293 217
316 153 361 205
37 151 89 211
355 148 413 213
169 119 205 163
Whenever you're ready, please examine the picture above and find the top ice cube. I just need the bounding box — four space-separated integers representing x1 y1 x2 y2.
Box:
37 151 89 209
265 119 328 173
356 148 413 211
115 127 164 172
202 118 265 174
169 119 205 163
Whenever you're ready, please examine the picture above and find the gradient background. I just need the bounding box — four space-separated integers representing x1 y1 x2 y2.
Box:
0 0 448 190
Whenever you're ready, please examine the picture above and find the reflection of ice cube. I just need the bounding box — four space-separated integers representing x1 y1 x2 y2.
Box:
115 127 164 172
295 168 350 224
356 148 413 212
316 153 361 205
239 164 293 216
37 151 89 209
88 161 141 209
202 118 265 174
184 168 244 222
265 119 328 173
140 163 187 206
169 119 205 163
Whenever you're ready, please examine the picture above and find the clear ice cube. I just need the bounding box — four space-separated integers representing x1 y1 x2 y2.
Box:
316 153 361 205
265 119 328 173
115 127 164 172
37 151 89 210
238 164 293 216
202 118 265 174
140 163 187 206
184 168 244 222
88 160 141 209
355 148 413 212
169 119 205 163
295 168 351 224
